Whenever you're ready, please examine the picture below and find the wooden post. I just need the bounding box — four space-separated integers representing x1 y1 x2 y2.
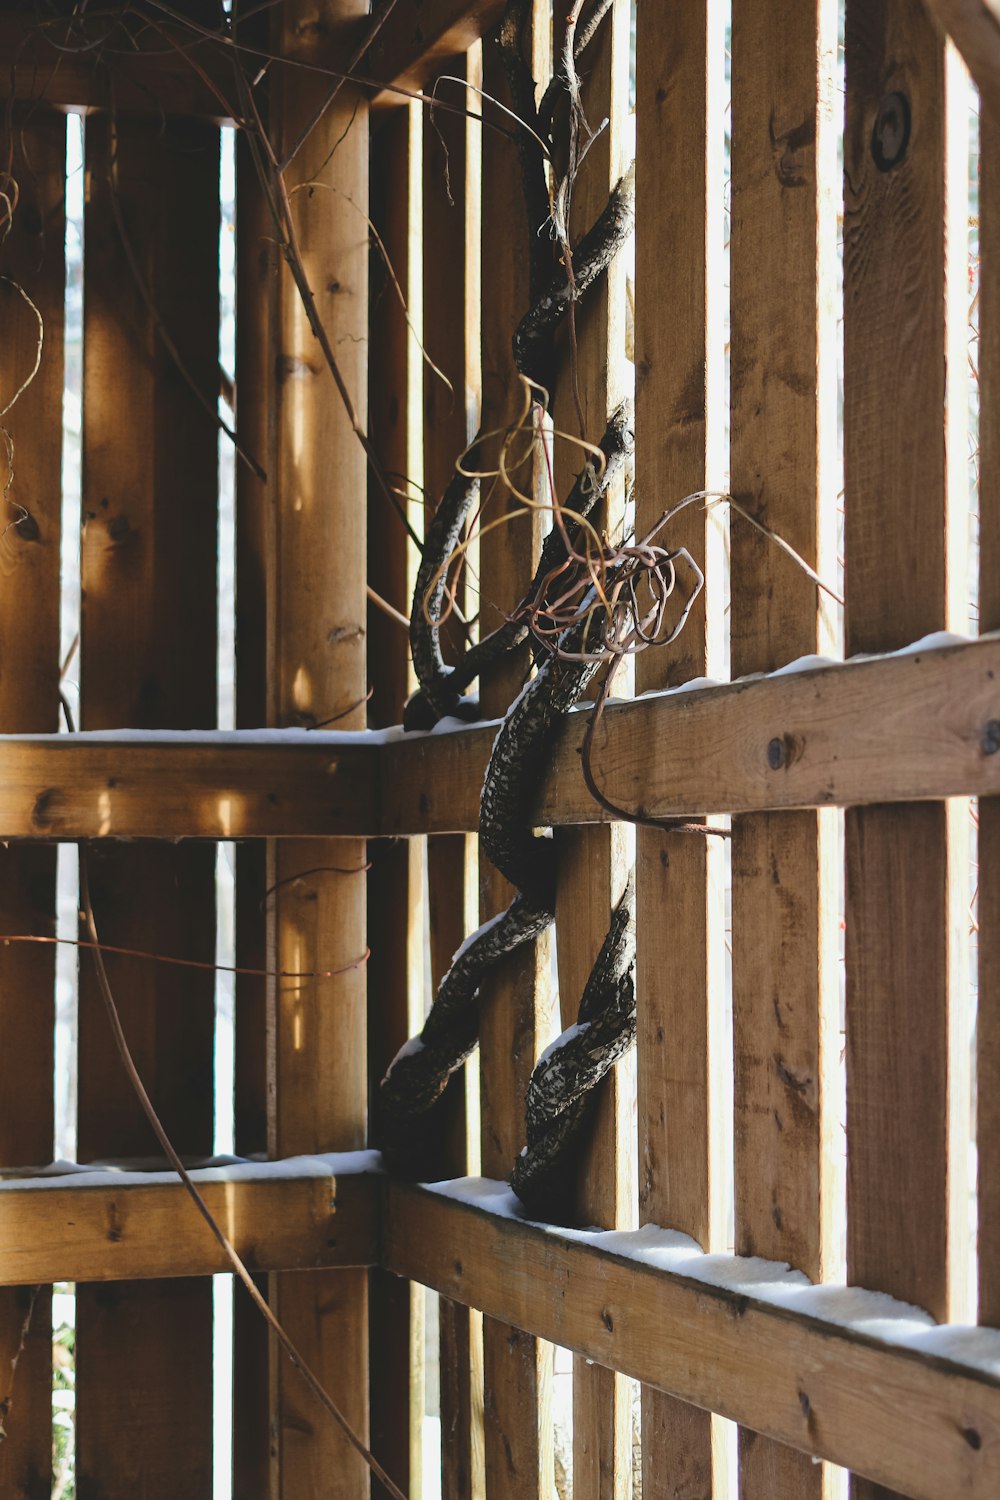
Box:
233 96 276 1500
423 49 486 1500
266 1 371 1492
730 1 839 1494
978 70 1000 1333
478 6 553 1496
634 1 729 1493
844 5 970 1496
0 103 65 1499
368 100 425 1500
76 112 219 1497
549 0 631 1496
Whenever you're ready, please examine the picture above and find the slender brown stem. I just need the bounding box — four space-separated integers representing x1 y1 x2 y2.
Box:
77 847 407 1500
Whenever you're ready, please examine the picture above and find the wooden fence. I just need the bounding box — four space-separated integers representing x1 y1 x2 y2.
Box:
0 0 998 1497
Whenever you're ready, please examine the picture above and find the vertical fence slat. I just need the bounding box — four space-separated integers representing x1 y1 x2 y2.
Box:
77 111 218 1498
979 71 1000 1336
550 0 631 1495
634 1 727 1492
478 7 552 1495
844 7 969 1497
423 50 486 1500
268 2 370 1489
730 0 839 1492
0 103 65 1500
369 99 424 1500
232 107 275 1500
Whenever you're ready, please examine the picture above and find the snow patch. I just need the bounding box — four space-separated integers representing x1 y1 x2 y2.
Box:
452 911 506 964
770 654 836 677
386 1034 426 1074
0 1149 383 1191
537 1020 590 1067
424 1177 1000 1378
889 630 970 657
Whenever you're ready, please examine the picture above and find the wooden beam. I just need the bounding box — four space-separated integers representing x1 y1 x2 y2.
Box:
0 102 65 1500
367 100 426 1500
380 635 1000 832
0 0 510 119
367 0 504 105
0 11 237 120
0 1168 379 1286
76 104 221 1500
634 0 727 1488
844 11 970 1500
979 52 1000 1338
0 735 376 839
730 0 839 1492
475 4 553 1494
0 635 999 841
920 0 1000 110
549 1 632 1495
383 1180 1000 1500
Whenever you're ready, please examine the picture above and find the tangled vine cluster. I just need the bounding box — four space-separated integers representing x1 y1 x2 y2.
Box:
378 0 710 1223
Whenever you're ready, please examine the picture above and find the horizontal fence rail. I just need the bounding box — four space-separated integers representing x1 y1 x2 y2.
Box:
3 1159 999 1500
0 634 996 839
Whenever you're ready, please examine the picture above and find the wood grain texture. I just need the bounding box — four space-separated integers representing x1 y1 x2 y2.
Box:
368 101 424 1500
978 94 1000 1331
920 0 1000 108
232 59 277 1496
844 5 969 1495
477 10 553 1496
76 108 219 1500
549 1 631 1494
730 0 838 1492
1 631 999 837
423 52 486 1500
378 634 1000 832
0 1169 379 1285
369 0 505 104
267 3 371 1488
634 0 727 1489
384 1179 1000 1500
0 102 64 1500
0 628 998 839
0 8 235 119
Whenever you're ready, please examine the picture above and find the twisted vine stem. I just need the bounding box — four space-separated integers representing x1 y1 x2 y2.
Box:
379 0 646 1213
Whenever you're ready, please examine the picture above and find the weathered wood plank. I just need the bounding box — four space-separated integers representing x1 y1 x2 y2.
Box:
0 102 64 1500
76 107 220 1500
369 0 505 105
422 49 486 1500
844 6 970 1497
383 1179 1000 1500
979 76 1000 1334
368 100 424 1500
634 0 727 1488
0 734 375 838
0 633 998 838
0 1169 379 1285
232 46 276 1496
549 1 631 1494
0 8 235 119
476 6 553 1495
266 1 371 1492
730 0 839 1492
379 635 1000 833
0 0 509 118
920 0 1000 109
